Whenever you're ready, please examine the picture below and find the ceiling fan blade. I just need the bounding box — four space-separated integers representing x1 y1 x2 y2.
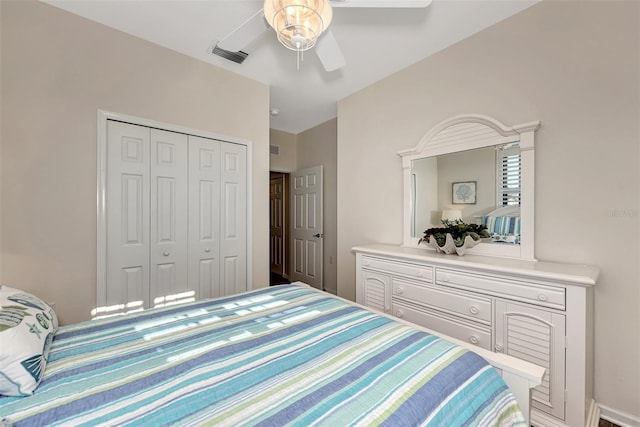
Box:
315 29 346 72
330 0 432 7
217 9 268 52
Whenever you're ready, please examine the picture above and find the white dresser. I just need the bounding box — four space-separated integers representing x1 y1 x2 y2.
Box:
353 244 599 427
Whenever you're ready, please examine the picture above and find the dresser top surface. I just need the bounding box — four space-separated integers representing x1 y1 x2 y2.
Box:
352 244 599 286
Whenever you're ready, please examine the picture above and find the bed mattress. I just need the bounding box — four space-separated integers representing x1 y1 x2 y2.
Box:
0 284 526 426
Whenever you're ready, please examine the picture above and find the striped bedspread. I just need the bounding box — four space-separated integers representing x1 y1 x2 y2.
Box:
0 284 526 426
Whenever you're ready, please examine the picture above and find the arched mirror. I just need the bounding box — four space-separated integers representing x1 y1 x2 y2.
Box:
398 114 540 260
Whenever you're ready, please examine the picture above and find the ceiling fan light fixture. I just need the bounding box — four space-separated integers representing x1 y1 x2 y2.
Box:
264 0 333 52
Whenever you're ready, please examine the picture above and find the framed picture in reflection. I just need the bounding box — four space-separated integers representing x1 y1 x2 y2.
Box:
452 181 477 204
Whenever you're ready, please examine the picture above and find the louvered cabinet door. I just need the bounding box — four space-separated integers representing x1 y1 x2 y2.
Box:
495 301 566 420
360 271 392 314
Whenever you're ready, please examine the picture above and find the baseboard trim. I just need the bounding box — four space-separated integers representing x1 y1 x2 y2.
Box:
599 404 640 427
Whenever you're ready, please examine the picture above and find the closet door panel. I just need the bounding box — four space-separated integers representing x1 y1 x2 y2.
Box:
188 136 221 299
220 143 247 294
106 121 150 310
104 119 249 310
150 129 189 307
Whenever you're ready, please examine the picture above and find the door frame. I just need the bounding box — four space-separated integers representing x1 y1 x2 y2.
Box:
96 110 253 311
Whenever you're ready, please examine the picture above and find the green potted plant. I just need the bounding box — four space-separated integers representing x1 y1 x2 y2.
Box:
419 219 490 256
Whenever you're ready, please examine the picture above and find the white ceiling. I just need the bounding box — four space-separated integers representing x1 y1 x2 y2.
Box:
43 0 539 134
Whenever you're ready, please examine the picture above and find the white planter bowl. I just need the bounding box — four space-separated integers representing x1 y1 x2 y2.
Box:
426 233 481 256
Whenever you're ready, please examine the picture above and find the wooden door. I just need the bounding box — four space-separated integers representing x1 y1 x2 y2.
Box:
290 166 323 289
270 173 285 276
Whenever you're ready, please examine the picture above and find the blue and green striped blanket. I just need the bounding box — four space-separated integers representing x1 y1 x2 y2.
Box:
0 284 525 426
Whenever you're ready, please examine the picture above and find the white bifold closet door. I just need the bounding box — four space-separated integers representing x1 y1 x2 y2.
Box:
106 120 246 311
188 135 247 299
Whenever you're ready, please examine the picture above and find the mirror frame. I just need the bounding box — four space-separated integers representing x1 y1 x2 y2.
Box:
398 113 540 260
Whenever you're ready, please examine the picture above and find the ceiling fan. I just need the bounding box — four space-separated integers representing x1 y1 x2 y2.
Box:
213 0 432 72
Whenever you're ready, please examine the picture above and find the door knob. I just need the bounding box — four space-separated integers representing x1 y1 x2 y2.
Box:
312 233 324 238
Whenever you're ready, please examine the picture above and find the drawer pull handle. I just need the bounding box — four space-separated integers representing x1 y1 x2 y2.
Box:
469 306 479 315
163 252 170 257
395 287 404 295
363 260 370 266
469 336 479 345
538 294 548 301
204 248 211 253
441 274 451 282
495 344 503 353
395 310 404 318
417 271 424 278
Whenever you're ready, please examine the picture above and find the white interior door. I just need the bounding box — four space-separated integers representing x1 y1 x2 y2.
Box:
106 121 151 309
291 166 323 289
188 136 221 299
220 143 248 295
100 114 249 313
149 129 188 306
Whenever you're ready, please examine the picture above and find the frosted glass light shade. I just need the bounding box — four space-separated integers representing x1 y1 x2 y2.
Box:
263 0 333 51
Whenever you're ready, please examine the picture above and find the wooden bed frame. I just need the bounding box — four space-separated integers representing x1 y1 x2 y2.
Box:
292 281 545 425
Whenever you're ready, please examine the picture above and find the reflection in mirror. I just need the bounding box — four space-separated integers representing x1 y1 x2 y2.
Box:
411 143 521 244
399 114 539 260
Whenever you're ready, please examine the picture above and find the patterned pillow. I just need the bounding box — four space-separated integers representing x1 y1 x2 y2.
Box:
0 285 58 396
481 215 521 236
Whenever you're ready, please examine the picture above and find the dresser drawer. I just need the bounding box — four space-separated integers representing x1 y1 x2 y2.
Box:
392 302 491 351
361 256 432 283
436 269 566 310
392 280 491 324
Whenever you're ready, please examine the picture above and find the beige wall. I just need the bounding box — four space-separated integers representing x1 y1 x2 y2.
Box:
268 121 337 293
269 128 297 172
0 1 270 325
297 119 338 294
437 146 496 221
337 0 639 420
0 0 3 282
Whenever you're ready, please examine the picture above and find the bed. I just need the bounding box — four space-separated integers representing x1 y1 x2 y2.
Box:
0 283 541 426
480 206 521 244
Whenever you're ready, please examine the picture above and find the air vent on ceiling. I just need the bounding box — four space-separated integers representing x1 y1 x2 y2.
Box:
211 44 249 64
270 145 280 155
